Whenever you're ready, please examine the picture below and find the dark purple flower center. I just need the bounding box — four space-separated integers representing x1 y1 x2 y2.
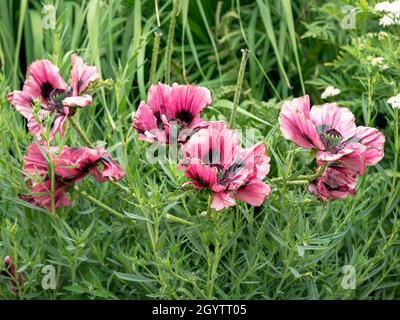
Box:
41 82 54 100
320 128 343 153
48 88 68 114
175 110 194 126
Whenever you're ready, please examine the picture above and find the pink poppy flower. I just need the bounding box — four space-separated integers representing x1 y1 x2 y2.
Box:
180 122 270 211
279 96 385 174
20 180 72 210
308 165 357 202
7 55 99 142
132 83 211 144
55 146 125 182
2 256 24 292
21 142 124 209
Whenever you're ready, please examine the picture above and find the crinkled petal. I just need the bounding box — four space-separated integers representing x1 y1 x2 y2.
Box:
211 192 236 211
23 59 67 103
23 142 51 176
184 163 224 192
310 103 356 140
236 180 270 207
351 126 385 166
279 96 324 150
181 121 240 170
89 151 125 182
167 83 212 126
147 83 171 115
63 94 92 108
70 54 99 96
20 180 71 210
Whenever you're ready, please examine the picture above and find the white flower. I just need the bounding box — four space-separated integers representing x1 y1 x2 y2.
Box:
368 56 390 71
321 86 341 100
370 56 385 66
387 94 400 108
375 0 400 13
379 14 397 26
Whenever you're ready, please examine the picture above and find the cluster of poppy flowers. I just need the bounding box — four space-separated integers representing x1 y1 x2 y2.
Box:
7 55 124 209
8 57 386 211
132 83 385 208
132 83 271 210
279 96 385 201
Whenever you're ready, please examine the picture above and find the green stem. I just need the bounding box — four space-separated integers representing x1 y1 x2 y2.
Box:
271 162 328 184
229 49 250 128
165 213 193 226
150 30 162 85
164 0 179 84
13 0 27 89
74 187 127 220
392 108 399 191
69 116 94 149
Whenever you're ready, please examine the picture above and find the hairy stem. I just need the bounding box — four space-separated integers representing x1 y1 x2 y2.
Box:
229 49 250 128
74 187 127 220
150 30 162 85
164 0 179 84
165 213 193 226
69 116 94 149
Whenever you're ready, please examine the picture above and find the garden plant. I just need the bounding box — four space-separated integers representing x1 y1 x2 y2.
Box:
0 0 400 300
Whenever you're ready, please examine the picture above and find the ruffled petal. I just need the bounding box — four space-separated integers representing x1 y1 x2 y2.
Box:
235 180 270 207
279 96 324 150
351 126 385 166
20 180 71 209
167 84 212 126
70 54 99 96
63 94 92 108
23 59 67 103
147 83 171 115
310 103 356 140
211 192 236 211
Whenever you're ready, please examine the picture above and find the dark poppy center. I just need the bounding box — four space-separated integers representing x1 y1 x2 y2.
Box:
175 110 194 125
153 112 164 129
320 128 343 153
40 82 54 100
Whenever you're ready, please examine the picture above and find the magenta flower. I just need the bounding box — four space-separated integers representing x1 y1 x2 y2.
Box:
308 166 357 202
20 180 72 209
7 54 99 143
2 256 24 292
54 146 125 183
132 83 211 144
21 142 124 209
180 122 270 211
279 96 385 174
